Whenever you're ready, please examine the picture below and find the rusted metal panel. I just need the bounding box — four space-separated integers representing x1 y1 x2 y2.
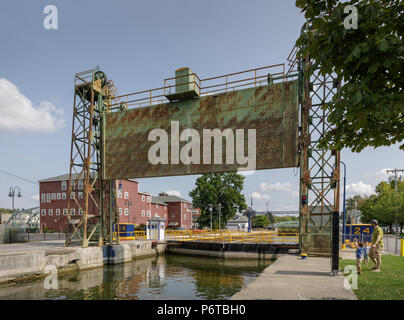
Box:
104 80 299 179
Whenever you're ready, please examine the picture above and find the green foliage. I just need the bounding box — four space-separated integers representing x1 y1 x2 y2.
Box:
189 173 247 229
346 195 369 211
295 0 404 152
273 215 299 223
0 208 12 214
360 180 404 228
252 215 269 228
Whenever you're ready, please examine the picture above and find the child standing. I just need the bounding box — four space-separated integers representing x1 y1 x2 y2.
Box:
354 240 365 275
363 242 370 265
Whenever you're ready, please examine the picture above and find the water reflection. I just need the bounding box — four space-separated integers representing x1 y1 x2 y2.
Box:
0 255 271 300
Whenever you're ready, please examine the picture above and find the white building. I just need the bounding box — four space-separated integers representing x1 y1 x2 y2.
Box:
226 215 249 231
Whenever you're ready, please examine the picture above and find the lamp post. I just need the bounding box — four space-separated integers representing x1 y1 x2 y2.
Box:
218 203 222 230
387 169 404 255
208 204 213 230
340 161 346 244
8 186 22 226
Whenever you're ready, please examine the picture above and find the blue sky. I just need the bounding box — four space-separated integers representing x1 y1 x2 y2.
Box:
0 0 402 211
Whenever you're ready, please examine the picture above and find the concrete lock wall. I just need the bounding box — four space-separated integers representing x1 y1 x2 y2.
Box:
167 241 287 260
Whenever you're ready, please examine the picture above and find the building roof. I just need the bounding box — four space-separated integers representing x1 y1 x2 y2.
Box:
39 173 138 183
226 216 249 224
151 197 168 206
154 194 191 204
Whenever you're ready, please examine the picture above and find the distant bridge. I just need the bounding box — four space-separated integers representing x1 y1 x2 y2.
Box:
243 210 299 216
3 207 39 228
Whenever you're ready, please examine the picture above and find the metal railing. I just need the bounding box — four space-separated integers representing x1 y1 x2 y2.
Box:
165 230 298 245
109 63 288 109
112 230 147 241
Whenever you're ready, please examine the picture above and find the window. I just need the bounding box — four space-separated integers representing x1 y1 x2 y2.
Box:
119 208 122 215
49 209 53 216
62 193 66 199
56 209 60 216
63 209 68 216
154 213 159 217
142 195 145 201
118 190 122 198
142 210 145 217
46 193 51 203
70 208 75 215
78 180 83 190
78 192 83 199
124 192 129 199
147 196 150 202
57 193 61 200
70 192 75 199
51 193 56 200
78 208 82 215
41 209 46 216
124 208 129 216
147 211 151 217
41 194 45 203
61 181 67 190
155 204 158 208
164 213 167 218
184 203 186 208
184 214 186 219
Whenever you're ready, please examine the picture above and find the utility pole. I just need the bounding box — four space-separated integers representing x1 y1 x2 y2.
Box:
340 161 347 244
387 169 404 255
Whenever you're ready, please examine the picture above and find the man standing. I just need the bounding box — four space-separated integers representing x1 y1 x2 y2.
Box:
369 219 384 272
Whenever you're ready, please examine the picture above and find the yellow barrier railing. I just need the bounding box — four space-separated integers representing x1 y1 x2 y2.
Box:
112 229 298 245
165 230 298 244
113 230 147 241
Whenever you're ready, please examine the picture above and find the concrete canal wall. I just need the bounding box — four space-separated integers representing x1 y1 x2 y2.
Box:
166 241 291 260
0 241 167 284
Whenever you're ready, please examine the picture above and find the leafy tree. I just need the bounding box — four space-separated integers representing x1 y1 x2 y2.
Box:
273 215 299 223
361 180 404 232
346 195 369 211
189 173 247 229
295 0 404 152
252 215 269 228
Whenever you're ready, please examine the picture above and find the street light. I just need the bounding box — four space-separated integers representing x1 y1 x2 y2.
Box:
8 186 22 226
340 161 346 244
208 204 213 230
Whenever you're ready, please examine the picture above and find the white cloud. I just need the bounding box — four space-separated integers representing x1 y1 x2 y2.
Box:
260 182 293 192
165 190 182 197
375 168 393 180
251 192 269 200
346 181 373 196
0 78 65 132
363 168 392 181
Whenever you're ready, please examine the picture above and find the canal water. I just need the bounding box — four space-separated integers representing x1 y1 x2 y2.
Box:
0 255 272 300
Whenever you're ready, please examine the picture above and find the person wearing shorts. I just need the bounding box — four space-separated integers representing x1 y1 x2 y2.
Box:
369 219 384 272
354 240 365 275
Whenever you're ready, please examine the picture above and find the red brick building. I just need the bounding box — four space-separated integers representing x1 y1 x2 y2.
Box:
39 174 199 232
154 193 200 229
